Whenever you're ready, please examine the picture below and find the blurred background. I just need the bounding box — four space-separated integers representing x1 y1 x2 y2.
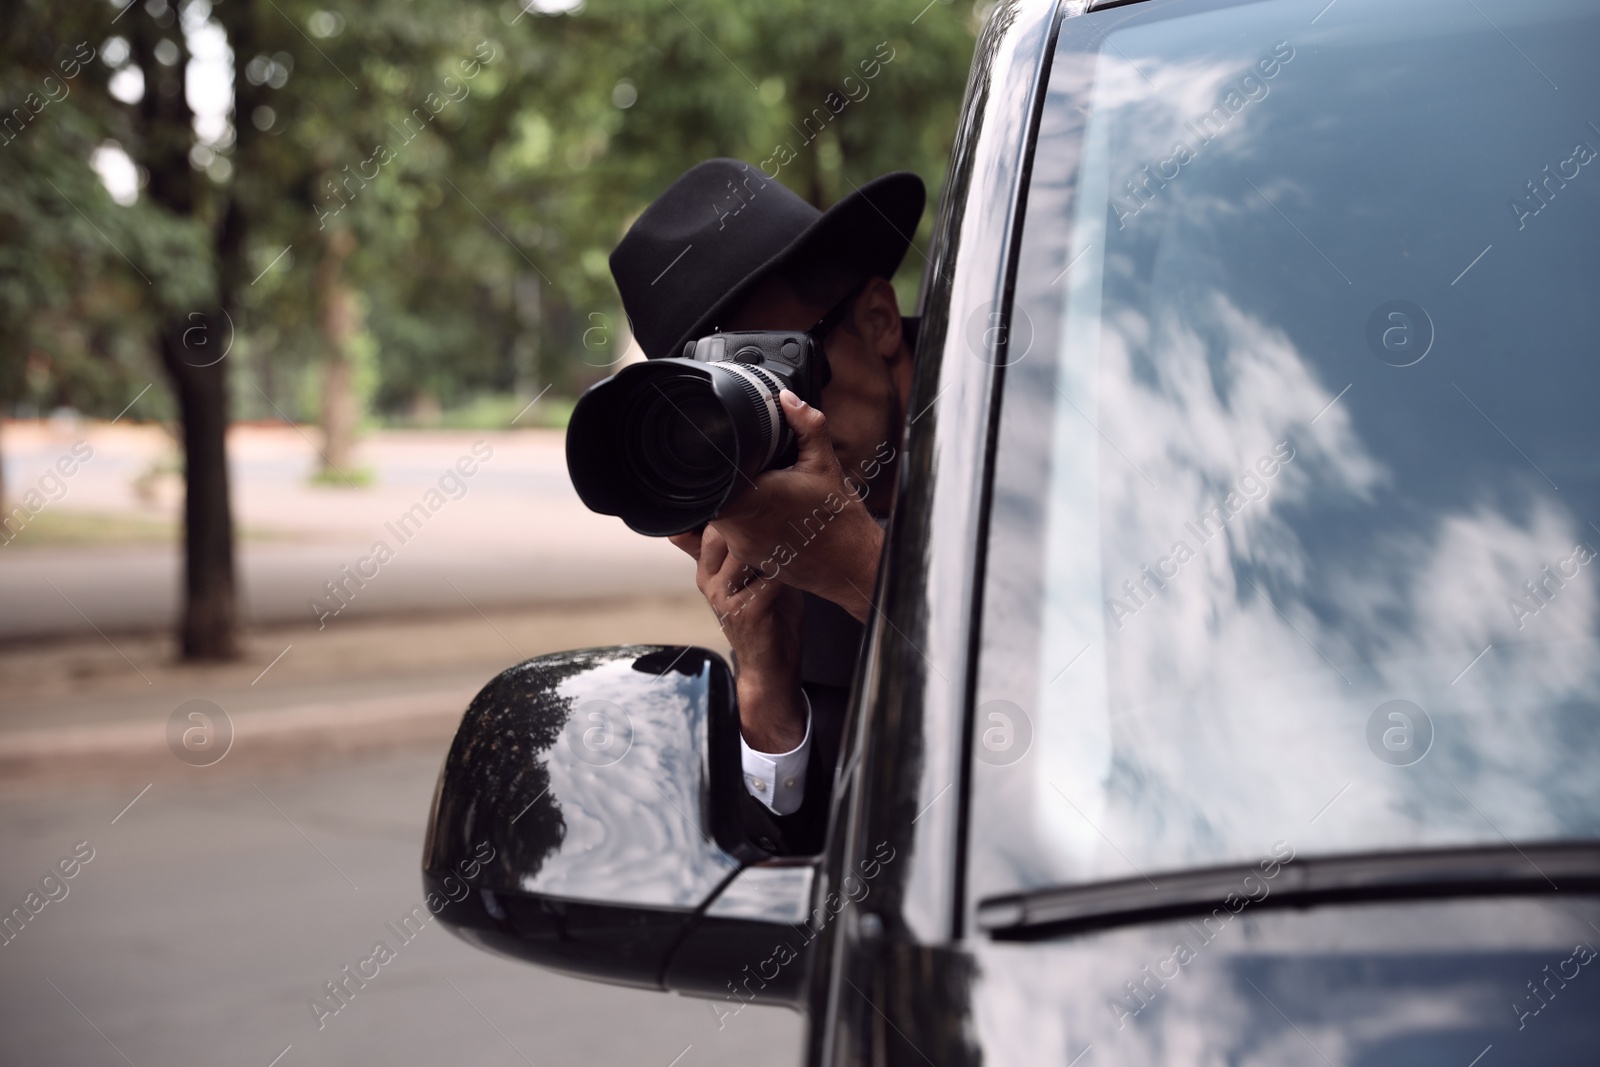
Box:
0 0 979 1063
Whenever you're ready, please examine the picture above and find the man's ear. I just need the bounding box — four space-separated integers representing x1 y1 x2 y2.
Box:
850 276 904 362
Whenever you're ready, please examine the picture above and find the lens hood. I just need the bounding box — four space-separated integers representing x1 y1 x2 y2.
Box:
566 358 785 536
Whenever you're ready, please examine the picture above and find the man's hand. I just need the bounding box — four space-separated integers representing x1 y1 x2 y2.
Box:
669 523 807 753
712 390 884 624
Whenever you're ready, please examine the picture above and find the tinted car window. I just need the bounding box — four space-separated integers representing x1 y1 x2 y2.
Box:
969 0 1600 903
971 897 1600 1065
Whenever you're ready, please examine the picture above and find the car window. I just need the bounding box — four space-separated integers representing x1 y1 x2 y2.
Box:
971 897 1600 1063
968 0 1600 905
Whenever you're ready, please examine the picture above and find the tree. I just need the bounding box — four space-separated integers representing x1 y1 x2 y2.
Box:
0 1 201 543
5 0 981 653
117 0 242 659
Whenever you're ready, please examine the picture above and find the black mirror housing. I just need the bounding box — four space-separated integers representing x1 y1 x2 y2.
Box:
421 645 815 1002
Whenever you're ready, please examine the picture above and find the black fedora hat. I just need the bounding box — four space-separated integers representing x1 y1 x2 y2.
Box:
609 158 925 361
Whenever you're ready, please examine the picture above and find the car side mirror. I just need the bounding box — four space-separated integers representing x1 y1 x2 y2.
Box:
421 645 819 1004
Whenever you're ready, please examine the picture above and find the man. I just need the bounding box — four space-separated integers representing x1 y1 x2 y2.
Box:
607 158 925 851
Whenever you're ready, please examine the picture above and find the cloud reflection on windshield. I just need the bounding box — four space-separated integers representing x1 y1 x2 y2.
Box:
974 0 1600 897
1038 286 1600 885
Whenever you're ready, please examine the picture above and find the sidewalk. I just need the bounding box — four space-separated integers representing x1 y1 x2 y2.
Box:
0 595 727 782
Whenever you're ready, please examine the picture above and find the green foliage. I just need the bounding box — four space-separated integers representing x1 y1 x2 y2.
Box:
0 2 203 418
380 391 574 429
3 0 980 422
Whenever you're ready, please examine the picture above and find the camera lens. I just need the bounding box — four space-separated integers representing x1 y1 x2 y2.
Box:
626 377 734 500
565 357 794 536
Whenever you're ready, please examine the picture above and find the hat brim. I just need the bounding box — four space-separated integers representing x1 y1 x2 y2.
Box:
661 171 926 359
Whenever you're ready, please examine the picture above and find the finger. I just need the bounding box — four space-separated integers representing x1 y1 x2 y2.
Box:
699 523 730 579
724 559 778 604
711 536 754 590
724 564 758 596
779 389 837 475
668 530 703 560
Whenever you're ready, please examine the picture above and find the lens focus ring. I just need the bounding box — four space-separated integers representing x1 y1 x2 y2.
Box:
710 362 785 469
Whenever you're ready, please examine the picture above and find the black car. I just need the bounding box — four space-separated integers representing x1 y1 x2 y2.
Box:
423 0 1600 1062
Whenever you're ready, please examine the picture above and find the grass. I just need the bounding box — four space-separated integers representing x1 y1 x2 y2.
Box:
307 465 377 488
0 510 283 549
381 393 574 431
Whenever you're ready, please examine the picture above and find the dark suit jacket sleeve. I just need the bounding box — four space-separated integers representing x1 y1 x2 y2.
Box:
737 593 861 855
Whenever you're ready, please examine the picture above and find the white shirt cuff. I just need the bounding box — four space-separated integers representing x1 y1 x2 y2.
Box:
740 690 812 816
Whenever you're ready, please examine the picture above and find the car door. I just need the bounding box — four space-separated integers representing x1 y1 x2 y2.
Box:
813 0 1600 1063
966 0 1600 1063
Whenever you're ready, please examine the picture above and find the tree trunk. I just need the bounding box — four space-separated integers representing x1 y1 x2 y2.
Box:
0 416 11 543
317 229 359 473
158 320 238 659
514 273 541 400
132 11 240 659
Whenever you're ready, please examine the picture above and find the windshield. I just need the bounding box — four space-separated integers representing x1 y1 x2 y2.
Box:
967 0 1600 907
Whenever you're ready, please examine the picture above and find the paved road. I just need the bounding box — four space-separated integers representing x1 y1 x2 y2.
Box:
1 423 696 640
0 749 801 1067
0 541 693 640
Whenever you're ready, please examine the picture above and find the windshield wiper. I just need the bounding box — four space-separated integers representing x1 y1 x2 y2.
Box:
976 842 1600 940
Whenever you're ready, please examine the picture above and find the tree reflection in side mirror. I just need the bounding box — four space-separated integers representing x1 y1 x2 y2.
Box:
421 645 813 1000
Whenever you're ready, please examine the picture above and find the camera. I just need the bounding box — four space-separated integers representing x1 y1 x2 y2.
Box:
565 329 832 536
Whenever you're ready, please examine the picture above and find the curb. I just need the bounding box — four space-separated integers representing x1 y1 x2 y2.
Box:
0 684 477 779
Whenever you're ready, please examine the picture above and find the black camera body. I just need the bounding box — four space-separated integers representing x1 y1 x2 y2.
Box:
565 328 832 537
682 329 830 393
680 329 830 470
